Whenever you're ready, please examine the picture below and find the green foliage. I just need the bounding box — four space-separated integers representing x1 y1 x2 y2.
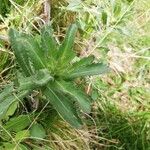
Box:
0 0 150 149
0 24 109 129
4 115 31 132
0 143 28 150
93 101 150 149
30 123 46 139
0 0 11 17
15 130 30 141
0 69 53 120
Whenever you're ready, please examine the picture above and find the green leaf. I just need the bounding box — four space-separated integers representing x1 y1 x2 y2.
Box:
18 69 53 91
15 130 30 141
41 25 58 71
41 25 58 59
2 143 29 150
0 82 31 120
44 84 82 128
67 63 109 79
102 11 108 25
4 115 31 132
0 95 16 120
3 101 18 120
57 24 77 66
17 35 46 71
33 69 53 87
30 123 46 139
70 55 95 70
0 70 52 120
55 80 91 113
0 83 13 101
9 29 47 74
9 29 33 76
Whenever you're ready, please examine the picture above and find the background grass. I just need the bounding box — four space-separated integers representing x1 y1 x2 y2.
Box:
0 0 150 149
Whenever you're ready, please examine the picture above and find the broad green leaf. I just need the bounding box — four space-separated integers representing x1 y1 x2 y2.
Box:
55 80 91 113
3 101 18 120
9 29 33 76
15 130 30 141
30 123 46 139
4 115 31 132
44 84 82 128
67 63 109 79
57 24 77 66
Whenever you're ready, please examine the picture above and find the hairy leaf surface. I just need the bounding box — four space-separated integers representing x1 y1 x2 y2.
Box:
44 84 82 128
67 63 109 79
55 80 91 113
57 24 77 66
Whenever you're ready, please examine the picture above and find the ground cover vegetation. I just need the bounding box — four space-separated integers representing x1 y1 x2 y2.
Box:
0 0 150 150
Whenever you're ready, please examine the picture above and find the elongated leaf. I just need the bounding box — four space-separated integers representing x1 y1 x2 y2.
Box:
4 115 31 132
18 69 53 91
67 63 109 79
17 36 46 71
58 55 95 77
44 84 82 128
55 80 91 113
4 101 18 120
9 29 33 76
9 29 47 73
71 55 95 70
41 25 58 71
57 24 77 66
41 25 58 59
